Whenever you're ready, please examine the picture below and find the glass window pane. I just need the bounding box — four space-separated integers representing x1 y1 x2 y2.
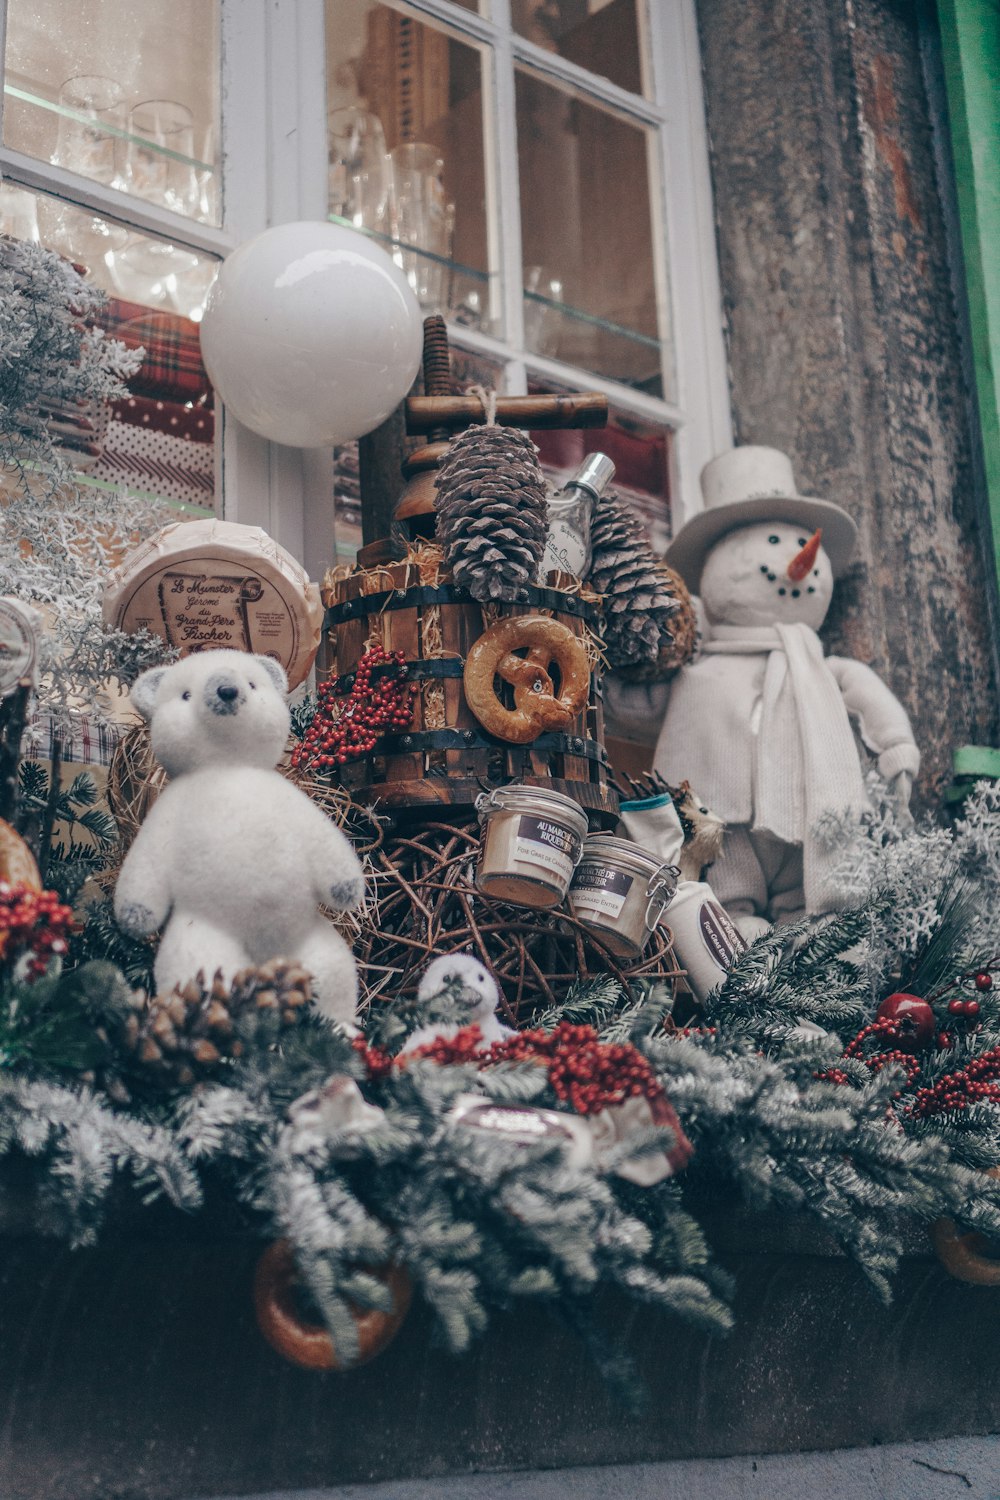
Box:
529 383 673 550
0 185 217 512
3 0 220 225
516 70 667 397
325 1 496 334
512 0 644 96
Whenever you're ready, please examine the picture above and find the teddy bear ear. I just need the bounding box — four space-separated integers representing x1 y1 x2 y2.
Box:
252 655 288 697
130 666 168 721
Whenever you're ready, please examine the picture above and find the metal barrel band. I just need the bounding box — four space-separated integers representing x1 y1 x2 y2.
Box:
330 658 463 693
325 583 600 629
335 728 609 764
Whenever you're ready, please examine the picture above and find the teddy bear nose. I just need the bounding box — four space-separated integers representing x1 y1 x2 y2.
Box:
217 683 239 702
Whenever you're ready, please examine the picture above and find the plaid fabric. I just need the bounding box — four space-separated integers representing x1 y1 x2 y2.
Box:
27 712 123 768
112 393 214 444
101 298 214 407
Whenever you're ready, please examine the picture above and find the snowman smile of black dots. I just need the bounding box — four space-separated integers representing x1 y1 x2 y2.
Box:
699 520 834 631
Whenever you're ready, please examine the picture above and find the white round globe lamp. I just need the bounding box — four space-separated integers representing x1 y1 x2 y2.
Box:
199 221 423 449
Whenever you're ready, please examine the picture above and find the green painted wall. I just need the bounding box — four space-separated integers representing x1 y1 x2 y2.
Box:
938 0 1000 593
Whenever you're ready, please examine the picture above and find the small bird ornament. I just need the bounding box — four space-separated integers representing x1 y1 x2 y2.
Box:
399 953 515 1056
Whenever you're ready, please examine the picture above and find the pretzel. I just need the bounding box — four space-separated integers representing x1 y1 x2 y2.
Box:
930 1167 1000 1285
463 614 590 745
253 1239 413 1370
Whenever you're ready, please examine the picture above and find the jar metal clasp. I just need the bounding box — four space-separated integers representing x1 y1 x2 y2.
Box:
644 864 680 933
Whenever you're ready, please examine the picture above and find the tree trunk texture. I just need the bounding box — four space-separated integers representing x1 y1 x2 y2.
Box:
695 0 1000 804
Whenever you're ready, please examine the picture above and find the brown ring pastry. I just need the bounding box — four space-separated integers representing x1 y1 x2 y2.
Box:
253 1239 413 1370
930 1166 1000 1285
463 614 590 745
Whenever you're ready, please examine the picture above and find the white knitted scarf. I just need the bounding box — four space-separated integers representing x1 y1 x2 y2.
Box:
702 622 868 910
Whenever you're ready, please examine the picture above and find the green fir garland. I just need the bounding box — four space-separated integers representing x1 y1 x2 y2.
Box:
0 783 996 1394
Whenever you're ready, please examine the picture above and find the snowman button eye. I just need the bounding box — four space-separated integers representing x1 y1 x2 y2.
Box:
768 535 780 544
182 690 191 701
798 537 806 546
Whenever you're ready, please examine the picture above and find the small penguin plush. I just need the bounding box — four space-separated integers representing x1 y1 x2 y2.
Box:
114 649 366 1025
653 447 919 934
399 953 515 1056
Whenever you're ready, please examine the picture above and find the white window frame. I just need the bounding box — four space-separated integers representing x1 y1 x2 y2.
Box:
389 0 732 527
0 0 730 572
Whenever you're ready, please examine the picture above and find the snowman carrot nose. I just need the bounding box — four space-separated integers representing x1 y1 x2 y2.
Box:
787 529 822 582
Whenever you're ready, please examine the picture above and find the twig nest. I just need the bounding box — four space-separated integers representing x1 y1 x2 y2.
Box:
354 818 681 1024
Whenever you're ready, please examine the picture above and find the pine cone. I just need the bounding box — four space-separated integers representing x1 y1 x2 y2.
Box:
434 424 547 602
589 490 685 669
121 959 314 1090
617 564 699 681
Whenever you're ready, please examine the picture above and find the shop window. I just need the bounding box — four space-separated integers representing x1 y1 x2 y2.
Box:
324 0 729 551
1 0 220 514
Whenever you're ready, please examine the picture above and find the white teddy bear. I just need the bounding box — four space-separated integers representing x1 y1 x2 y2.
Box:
114 649 365 1026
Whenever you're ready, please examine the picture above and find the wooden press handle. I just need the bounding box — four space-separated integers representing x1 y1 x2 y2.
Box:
405 392 609 434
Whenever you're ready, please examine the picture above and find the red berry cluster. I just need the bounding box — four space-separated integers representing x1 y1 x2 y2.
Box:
817 1066 851 1087
818 1018 922 1096
0 882 74 981
351 1034 394 1081
947 997 981 1022
907 1045 1000 1119
292 644 416 771
389 1020 663 1117
485 1022 662 1117
404 1024 488 1068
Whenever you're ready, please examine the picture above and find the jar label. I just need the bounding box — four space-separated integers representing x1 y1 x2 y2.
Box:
698 901 748 968
572 862 634 919
515 814 582 885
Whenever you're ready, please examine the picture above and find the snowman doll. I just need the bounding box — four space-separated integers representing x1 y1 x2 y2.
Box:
649 446 919 938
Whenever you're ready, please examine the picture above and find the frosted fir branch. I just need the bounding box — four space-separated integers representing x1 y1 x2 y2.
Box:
0 1074 199 1244
0 240 140 497
0 481 177 733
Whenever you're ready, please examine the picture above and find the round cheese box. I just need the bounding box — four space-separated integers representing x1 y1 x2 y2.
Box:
0 597 41 698
104 519 324 690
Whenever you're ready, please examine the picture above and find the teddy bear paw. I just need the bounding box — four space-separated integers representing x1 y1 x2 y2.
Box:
117 900 159 936
328 874 365 911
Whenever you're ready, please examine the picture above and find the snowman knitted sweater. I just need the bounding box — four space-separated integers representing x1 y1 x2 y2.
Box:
651 622 919 909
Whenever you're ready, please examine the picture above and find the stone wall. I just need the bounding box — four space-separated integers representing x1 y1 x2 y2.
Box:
695 0 1000 803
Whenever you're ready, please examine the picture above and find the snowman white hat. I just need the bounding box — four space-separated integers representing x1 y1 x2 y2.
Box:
665 445 858 591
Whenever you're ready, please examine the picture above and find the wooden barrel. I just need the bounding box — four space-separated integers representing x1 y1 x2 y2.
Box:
325 560 619 826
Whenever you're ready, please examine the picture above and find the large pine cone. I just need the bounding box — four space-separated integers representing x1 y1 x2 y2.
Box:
121 959 314 1090
589 490 685 669
616 563 699 681
433 424 547 602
